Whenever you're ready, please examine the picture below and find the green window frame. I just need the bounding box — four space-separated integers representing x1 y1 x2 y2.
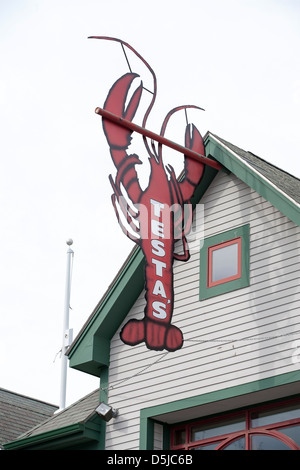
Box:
200 224 250 300
170 397 300 450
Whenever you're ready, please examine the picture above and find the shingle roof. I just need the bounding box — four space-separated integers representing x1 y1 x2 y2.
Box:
16 388 100 440
0 388 58 448
209 133 300 205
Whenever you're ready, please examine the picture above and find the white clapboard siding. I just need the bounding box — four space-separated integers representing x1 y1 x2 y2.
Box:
108 327 299 391
105 171 300 449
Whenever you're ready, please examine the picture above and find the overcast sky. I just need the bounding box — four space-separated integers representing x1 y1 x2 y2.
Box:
0 0 299 409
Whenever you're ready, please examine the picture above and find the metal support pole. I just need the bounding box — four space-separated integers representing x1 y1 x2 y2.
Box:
59 239 74 411
95 107 223 171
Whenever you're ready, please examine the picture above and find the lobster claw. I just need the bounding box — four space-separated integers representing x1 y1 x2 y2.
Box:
179 123 205 202
102 72 143 150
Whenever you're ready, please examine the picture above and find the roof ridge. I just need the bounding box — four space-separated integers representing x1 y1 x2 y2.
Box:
208 131 300 183
0 387 58 409
207 131 300 208
42 387 100 420
247 150 300 182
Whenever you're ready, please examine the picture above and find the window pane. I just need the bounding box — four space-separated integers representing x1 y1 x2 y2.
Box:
278 425 300 446
193 443 221 450
211 243 238 282
191 416 245 441
251 403 300 427
251 435 291 450
223 436 245 450
174 429 185 446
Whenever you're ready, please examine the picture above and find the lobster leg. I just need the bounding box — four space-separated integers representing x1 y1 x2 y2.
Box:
109 175 138 222
109 157 141 243
111 193 140 243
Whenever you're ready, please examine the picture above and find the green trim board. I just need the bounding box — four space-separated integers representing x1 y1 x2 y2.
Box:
199 224 250 300
3 420 103 450
139 371 300 450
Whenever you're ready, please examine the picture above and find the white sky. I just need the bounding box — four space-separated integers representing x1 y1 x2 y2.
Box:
0 0 299 408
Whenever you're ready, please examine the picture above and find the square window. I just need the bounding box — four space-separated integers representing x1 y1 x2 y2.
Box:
208 237 241 287
200 225 249 300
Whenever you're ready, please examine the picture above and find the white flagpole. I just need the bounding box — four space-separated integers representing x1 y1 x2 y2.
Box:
59 239 74 410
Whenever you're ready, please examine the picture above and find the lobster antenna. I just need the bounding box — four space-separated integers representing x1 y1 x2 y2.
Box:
88 36 157 158
121 42 132 73
184 108 189 127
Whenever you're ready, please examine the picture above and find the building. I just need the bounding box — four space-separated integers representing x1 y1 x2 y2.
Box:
0 388 58 449
3 389 102 450
4 132 300 450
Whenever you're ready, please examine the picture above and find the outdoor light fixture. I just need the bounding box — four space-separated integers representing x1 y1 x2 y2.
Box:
96 403 118 422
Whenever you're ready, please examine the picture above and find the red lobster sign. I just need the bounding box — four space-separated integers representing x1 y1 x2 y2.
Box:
91 37 221 352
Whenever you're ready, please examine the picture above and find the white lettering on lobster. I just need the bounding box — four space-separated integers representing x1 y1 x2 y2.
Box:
152 280 167 298
151 239 165 257
150 199 169 320
150 199 164 217
152 258 167 277
152 301 167 319
150 199 165 238
151 220 164 238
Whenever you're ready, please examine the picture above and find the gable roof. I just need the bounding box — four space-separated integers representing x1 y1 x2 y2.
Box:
66 131 300 378
4 389 102 450
0 388 58 448
210 134 300 205
206 133 300 226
